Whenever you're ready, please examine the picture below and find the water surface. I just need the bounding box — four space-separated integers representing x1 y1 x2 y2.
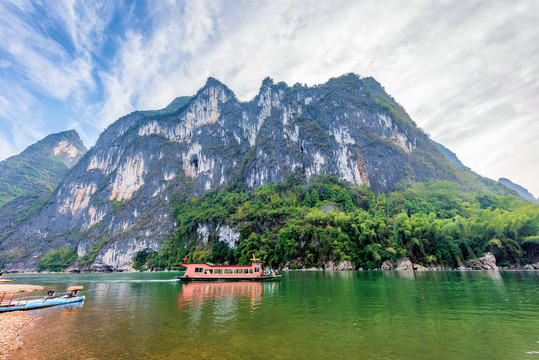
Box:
8 271 539 359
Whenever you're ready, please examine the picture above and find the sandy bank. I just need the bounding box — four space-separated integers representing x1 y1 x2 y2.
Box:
0 312 33 359
0 284 44 293
0 284 45 359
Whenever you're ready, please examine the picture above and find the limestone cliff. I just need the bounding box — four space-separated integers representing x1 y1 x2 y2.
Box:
0 74 513 271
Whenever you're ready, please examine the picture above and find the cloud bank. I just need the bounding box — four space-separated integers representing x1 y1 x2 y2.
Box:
0 0 537 196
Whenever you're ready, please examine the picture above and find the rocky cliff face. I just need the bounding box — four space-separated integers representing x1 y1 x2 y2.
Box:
0 74 505 271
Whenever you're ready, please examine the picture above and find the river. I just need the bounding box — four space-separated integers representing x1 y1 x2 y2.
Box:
7 271 539 359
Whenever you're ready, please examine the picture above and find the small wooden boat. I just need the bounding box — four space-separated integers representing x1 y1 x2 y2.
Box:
0 271 15 283
0 286 85 312
176 259 281 281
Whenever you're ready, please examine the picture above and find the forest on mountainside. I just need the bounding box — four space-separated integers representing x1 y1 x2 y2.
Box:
133 172 539 271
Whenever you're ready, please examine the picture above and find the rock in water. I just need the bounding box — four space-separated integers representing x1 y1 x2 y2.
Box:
381 260 393 270
335 260 354 270
394 258 413 270
464 252 498 270
478 252 498 270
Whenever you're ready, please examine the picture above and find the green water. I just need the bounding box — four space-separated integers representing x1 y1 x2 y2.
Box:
7 271 539 359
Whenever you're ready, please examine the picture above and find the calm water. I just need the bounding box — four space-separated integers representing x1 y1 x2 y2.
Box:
6 271 539 359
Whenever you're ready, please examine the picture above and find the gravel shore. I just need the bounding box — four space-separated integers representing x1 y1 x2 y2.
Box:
0 284 44 359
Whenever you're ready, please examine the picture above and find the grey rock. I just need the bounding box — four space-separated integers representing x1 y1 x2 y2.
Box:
395 258 412 270
413 263 429 271
335 260 355 271
479 252 498 270
381 260 393 270
464 252 498 270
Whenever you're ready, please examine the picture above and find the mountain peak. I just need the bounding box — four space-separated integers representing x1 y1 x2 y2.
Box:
204 76 226 88
0 130 87 207
261 77 274 87
197 77 235 100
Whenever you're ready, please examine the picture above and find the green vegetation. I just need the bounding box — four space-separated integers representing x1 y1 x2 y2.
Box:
77 237 111 268
0 131 84 206
137 174 539 270
37 246 78 272
133 250 152 271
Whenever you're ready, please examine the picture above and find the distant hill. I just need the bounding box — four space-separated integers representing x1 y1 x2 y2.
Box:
0 130 86 241
432 141 470 171
498 178 538 202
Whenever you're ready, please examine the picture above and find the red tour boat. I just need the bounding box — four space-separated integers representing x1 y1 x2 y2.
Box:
176 258 281 281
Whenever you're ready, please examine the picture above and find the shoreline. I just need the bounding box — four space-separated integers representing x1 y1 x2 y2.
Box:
0 312 33 360
0 284 44 360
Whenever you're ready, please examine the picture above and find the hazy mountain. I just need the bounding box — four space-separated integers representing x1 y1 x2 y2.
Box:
498 178 537 202
433 140 470 171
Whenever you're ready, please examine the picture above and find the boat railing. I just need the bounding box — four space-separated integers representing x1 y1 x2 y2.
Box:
0 290 32 308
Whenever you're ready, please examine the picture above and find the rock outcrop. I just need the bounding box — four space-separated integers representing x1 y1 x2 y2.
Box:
326 260 355 270
380 257 414 270
463 252 498 270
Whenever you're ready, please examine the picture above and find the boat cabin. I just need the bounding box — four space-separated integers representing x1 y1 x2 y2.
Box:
179 260 266 280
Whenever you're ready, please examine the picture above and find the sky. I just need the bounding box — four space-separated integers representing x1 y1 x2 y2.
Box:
0 0 538 197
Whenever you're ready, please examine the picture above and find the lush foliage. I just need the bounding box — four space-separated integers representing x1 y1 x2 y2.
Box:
37 246 78 272
77 236 111 268
137 174 539 270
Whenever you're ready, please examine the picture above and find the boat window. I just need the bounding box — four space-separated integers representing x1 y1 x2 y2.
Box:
254 267 260 272
234 269 242 274
214 269 222 274
224 269 233 274
195 268 203 273
245 269 253 274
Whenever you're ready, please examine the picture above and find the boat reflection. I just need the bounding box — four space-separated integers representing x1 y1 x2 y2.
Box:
178 281 264 311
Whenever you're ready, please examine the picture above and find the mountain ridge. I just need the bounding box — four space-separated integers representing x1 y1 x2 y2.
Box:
0 130 87 246
0 74 521 271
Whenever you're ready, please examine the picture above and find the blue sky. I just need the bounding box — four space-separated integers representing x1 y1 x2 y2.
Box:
0 0 538 196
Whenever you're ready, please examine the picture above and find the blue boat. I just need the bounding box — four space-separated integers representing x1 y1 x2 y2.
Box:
0 286 85 312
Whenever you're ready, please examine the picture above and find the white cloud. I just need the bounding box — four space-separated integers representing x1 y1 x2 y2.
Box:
0 2 93 99
0 78 46 157
1 0 538 196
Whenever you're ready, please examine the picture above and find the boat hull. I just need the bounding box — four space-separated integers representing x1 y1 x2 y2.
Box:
176 275 281 282
0 296 85 312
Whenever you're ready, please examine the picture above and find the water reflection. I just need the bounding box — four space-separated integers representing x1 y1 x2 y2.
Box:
178 282 264 311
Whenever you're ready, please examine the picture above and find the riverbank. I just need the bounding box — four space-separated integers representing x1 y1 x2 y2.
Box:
284 253 539 271
0 284 44 360
0 312 33 359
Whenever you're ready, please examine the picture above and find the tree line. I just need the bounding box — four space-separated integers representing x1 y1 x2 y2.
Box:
137 173 539 270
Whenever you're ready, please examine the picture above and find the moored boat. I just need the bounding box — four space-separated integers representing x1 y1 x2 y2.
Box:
0 286 85 312
0 271 15 283
176 259 281 281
